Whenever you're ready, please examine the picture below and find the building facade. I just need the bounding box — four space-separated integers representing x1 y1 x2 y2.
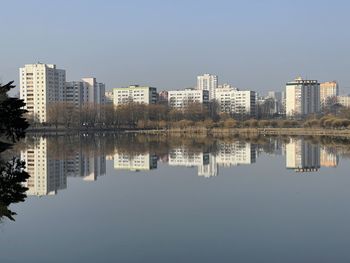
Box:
158 90 169 104
105 91 114 104
113 85 157 106
337 96 350 108
320 81 339 108
20 63 66 123
168 89 209 109
65 77 106 107
197 74 218 101
286 77 320 117
215 88 256 116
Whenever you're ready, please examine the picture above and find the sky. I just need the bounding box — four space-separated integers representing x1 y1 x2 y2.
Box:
1 0 350 95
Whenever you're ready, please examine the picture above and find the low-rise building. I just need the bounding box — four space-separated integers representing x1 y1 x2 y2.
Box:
168 89 209 109
215 88 256 116
113 85 157 106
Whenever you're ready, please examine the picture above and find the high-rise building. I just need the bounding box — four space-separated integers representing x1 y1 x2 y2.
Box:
267 91 282 102
168 89 209 109
266 91 283 115
65 78 106 107
197 74 218 101
113 85 157 106
320 81 339 108
81 78 106 104
286 77 320 117
20 63 66 123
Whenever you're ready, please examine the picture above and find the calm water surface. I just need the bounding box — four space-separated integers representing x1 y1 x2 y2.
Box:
1 134 350 263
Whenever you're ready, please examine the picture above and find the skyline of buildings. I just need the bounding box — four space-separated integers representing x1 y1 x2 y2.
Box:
20 63 106 123
18 62 350 123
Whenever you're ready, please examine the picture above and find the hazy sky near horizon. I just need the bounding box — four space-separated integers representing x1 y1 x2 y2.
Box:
1 0 350 94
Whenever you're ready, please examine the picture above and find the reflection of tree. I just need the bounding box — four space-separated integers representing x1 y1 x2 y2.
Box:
0 81 29 221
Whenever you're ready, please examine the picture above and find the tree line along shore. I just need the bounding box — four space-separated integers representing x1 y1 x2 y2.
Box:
26 101 350 133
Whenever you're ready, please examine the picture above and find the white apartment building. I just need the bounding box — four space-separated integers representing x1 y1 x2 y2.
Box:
286 138 320 172
197 74 218 100
215 88 256 116
286 77 320 117
65 77 106 107
21 138 67 196
20 63 66 123
114 153 157 171
113 85 157 106
168 89 209 109
233 90 256 116
320 81 339 107
337 96 350 108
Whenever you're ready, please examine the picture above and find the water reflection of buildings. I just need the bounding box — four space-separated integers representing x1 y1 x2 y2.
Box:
168 142 256 178
66 152 106 182
114 153 157 171
286 138 320 172
320 147 339 168
216 141 256 166
285 138 340 173
168 148 216 177
21 138 67 196
21 138 106 196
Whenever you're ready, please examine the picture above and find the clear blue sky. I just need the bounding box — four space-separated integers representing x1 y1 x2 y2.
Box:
1 0 350 94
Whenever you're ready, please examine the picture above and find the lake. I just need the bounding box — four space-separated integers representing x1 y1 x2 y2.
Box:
1 133 350 263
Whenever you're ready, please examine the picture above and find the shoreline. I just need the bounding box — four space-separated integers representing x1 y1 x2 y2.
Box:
25 127 350 138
